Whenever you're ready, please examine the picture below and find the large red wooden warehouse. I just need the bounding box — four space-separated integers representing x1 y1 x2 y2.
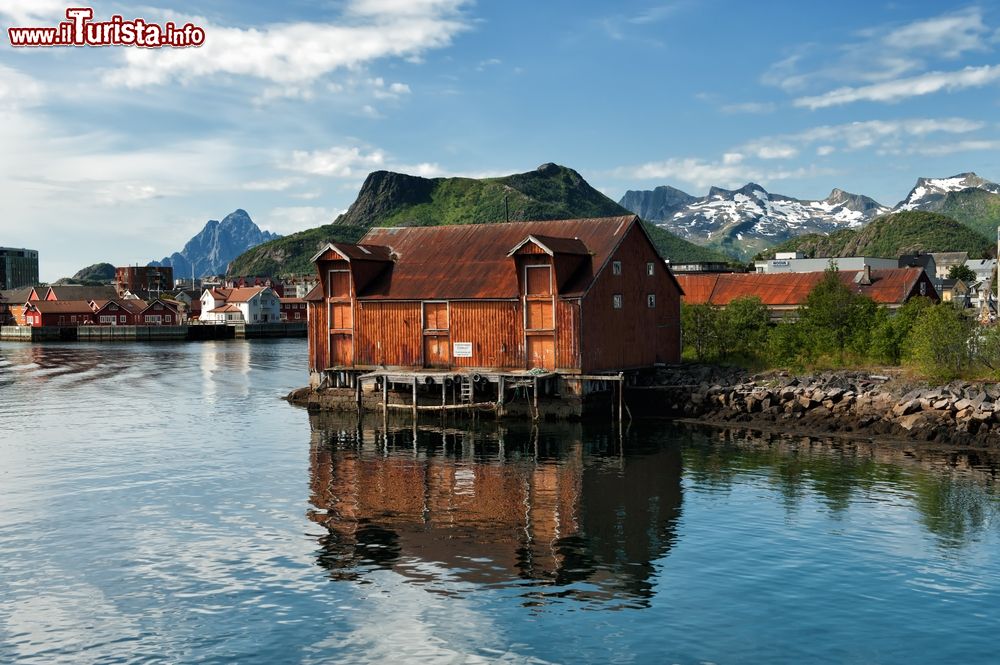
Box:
304 215 682 410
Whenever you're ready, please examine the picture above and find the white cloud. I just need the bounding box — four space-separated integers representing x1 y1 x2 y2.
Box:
884 139 1000 156
882 8 990 58
369 77 411 99
0 0 66 24
720 101 776 114
262 206 341 235
794 64 1000 109
764 8 996 96
0 64 45 110
610 157 823 190
283 146 387 177
241 177 302 192
102 0 471 89
750 143 798 160
609 117 984 189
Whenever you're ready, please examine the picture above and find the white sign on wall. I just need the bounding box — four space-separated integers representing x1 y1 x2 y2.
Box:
453 342 473 358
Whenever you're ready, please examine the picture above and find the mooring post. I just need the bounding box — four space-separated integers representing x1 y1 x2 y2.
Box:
618 372 624 422
382 376 388 420
533 376 539 421
355 375 362 418
412 377 418 420
498 376 505 420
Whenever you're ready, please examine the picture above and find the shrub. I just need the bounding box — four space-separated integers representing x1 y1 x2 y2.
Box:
904 303 973 380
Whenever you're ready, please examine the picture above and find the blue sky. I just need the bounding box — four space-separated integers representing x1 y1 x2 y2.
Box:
2 0 1000 280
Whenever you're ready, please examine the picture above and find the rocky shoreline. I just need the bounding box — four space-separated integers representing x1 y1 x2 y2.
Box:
655 365 1000 448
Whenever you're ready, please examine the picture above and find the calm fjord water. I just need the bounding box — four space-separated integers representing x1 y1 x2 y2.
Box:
1 339 999 664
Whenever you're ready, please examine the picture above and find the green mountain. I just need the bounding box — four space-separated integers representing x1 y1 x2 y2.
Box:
930 188 1000 242
229 164 728 276
54 262 116 285
759 211 993 260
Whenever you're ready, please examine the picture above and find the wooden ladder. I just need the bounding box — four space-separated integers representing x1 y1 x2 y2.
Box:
460 378 474 404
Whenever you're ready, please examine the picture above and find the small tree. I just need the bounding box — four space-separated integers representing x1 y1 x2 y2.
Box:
799 266 863 361
948 263 977 284
767 319 806 366
681 302 721 361
905 303 973 380
869 297 933 365
718 296 770 361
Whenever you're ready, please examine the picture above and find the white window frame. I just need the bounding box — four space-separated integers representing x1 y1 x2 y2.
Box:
612 260 622 275
647 294 656 308
647 262 655 276
613 294 623 309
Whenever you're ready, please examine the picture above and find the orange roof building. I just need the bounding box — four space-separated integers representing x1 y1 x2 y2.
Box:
677 266 937 318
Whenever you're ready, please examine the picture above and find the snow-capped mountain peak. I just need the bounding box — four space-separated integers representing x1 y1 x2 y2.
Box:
896 172 1000 210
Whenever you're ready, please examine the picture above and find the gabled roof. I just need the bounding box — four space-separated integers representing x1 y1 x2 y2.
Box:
210 304 242 313
226 287 269 303
678 268 932 307
357 216 639 300
27 300 96 314
929 251 969 265
140 299 180 314
311 242 394 263
279 297 305 304
0 287 36 305
507 234 590 257
92 299 148 314
44 285 118 301
304 284 323 302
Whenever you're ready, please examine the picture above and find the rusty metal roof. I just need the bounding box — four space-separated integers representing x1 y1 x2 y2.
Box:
357 216 637 300
311 242 394 263
677 268 930 306
303 284 323 302
507 234 590 257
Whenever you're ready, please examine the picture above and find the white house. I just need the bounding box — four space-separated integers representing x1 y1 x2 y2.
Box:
199 286 281 323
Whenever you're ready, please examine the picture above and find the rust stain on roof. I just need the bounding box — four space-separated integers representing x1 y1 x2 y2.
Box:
357 216 637 300
677 268 930 306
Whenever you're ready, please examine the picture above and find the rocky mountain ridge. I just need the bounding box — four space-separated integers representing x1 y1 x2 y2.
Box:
150 209 279 277
620 172 1000 259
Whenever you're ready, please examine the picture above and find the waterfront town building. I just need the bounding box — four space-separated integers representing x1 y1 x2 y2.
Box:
305 215 683 386
0 247 39 290
200 286 281 323
116 266 174 298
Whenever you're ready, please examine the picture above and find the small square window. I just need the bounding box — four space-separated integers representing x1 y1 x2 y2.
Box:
612 261 622 275
647 294 656 308
647 262 655 276
613 294 623 309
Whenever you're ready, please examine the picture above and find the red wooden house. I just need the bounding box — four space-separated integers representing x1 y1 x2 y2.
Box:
91 299 148 325
23 301 96 327
138 299 180 325
280 297 306 321
305 215 682 385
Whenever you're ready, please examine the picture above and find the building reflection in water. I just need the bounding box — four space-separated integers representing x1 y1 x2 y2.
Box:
307 413 683 608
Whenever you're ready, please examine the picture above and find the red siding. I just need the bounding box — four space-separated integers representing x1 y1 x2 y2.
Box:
449 300 524 369
580 225 681 372
355 301 422 367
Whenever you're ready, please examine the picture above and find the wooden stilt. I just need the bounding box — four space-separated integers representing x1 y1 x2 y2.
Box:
498 376 505 420
412 377 418 420
382 377 388 419
533 376 539 421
